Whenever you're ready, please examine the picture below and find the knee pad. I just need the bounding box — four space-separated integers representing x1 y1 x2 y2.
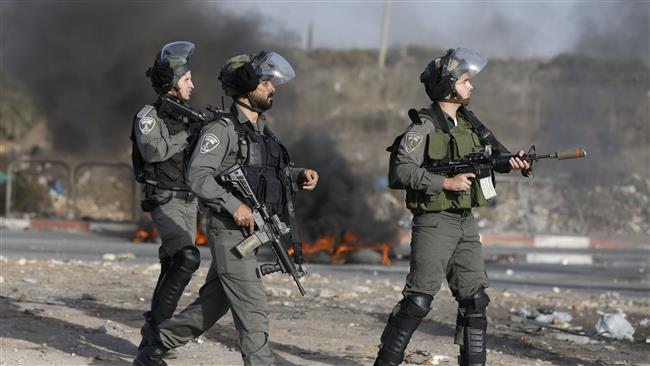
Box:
174 245 201 272
150 245 201 324
375 293 433 366
456 288 489 366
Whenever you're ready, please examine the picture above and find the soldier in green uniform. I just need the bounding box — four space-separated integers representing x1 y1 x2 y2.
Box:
375 48 529 366
132 41 202 365
133 51 319 366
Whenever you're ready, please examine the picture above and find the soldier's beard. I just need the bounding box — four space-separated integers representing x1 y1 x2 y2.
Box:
249 91 273 111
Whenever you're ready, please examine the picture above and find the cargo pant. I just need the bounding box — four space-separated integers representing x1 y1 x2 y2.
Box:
150 196 198 260
403 210 488 300
157 213 273 366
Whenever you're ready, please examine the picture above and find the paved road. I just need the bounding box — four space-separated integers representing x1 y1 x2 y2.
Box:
2 229 648 297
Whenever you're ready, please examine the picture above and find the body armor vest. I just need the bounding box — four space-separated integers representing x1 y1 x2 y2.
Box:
406 107 490 212
138 98 191 191
233 120 292 217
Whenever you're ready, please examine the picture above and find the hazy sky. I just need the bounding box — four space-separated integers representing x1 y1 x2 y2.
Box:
222 1 649 60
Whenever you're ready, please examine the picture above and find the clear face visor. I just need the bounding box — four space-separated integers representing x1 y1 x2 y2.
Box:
251 51 296 86
160 41 195 69
446 47 487 79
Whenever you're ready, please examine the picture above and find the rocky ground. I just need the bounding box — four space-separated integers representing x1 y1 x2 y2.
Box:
1 256 649 366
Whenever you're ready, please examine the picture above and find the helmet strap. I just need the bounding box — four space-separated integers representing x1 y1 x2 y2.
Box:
235 98 266 119
440 97 470 106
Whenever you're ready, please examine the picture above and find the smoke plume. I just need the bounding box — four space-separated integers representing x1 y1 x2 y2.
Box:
2 1 297 158
290 132 399 244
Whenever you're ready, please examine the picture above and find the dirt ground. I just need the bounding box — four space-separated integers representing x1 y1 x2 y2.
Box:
1 256 649 366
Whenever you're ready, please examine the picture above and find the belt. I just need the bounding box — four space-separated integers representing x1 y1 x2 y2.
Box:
444 208 472 218
170 190 196 203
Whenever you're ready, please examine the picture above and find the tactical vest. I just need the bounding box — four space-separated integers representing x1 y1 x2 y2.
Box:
132 98 191 191
405 106 490 212
236 121 293 217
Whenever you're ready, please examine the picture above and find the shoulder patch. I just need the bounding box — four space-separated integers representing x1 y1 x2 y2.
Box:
136 105 154 119
200 133 220 153
403 131 423 153
139 117 156 135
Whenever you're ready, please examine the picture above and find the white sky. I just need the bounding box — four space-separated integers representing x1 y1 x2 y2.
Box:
220 1 638 59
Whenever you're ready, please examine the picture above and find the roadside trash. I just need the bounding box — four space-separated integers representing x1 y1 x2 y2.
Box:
535 311 573 325
596 312 635 341
431 354 453 364
513 306 532 318
599 291 621 300
102 253 116 261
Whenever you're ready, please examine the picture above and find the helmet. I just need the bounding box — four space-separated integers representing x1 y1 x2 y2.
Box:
146 41 195 95
219 51 295 97
420 47 487 102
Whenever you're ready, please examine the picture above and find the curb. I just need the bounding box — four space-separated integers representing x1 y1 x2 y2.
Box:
480 234 642 250
397 231 644 252
0 217 136 234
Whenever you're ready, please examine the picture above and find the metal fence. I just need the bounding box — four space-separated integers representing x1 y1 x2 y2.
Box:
5 160 137 222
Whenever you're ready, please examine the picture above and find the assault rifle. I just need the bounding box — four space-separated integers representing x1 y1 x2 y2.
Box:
159 96 221 124
431 145 586 199
431 145 587 178
219 164 306 296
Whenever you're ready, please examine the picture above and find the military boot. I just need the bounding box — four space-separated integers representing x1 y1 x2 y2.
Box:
133 344 168 366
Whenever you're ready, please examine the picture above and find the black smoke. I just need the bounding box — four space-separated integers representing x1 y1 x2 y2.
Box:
2 1 298 158
290 132 399 244
573 2 650 64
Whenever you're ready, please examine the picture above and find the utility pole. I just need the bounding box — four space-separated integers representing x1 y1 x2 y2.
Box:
378 0 391 69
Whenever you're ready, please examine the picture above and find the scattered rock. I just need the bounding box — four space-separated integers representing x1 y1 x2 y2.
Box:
266 287 292 298
404 349 431 364
99 321 124 337
102 253 116 261
431 354 454 364
80 293 97 301
116 252 136 261
550 332 591 345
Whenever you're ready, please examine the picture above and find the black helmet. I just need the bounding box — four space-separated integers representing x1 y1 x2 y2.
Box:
146 41 195 95
218 51 296 97
420 47 487 101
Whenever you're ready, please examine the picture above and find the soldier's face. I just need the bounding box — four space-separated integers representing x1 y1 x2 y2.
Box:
249 79 275 111
174 71 194 102
454 73 473 99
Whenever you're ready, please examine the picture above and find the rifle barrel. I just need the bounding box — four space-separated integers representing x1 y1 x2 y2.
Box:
554 147 587 160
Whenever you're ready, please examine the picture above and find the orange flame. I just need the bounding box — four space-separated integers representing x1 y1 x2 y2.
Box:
299 231 391 265
195 228 208 246
132 226 158 243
